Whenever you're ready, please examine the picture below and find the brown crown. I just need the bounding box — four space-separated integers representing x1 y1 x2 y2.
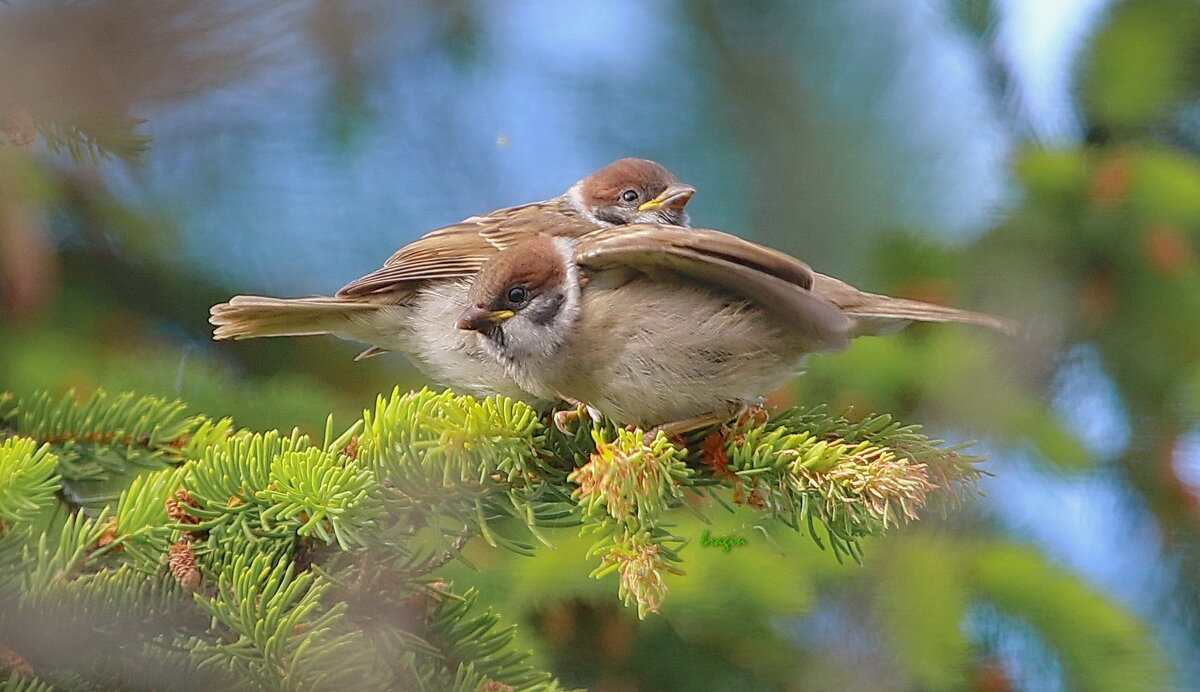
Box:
578 158 680 205
468 236 568 308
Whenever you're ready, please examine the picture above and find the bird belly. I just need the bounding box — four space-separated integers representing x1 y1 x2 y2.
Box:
548 280 805 427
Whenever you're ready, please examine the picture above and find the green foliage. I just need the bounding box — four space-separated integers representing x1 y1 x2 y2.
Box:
7 389 194 454
572 428 692 526
358 387 571 558
426 588 566 691
258 446 377 549
800 325 1094 470
193 545 389 690
569 429 691 617
873 535 971 691
0 386 984 687
725 407 984 561
0 438 59 524
1084 0 1200 132
114 465 188 566
37 117 152 165
1 389 198 512
0 292 373 434
0 674 54 692
971 542 1171 692
3 1 1194 687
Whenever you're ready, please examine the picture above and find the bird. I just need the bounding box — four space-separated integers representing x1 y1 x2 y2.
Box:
209 159 695 402
455 224 1017 433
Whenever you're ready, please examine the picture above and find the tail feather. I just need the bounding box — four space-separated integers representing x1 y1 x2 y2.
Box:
209 295 379 340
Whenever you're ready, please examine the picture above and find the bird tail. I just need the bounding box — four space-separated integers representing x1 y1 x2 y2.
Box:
209 295 380 340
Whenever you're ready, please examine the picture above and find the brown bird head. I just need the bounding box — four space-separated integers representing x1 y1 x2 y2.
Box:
457 235 580 364
568 158 694 227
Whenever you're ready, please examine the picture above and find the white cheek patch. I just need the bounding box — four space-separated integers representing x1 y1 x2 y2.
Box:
565 182 611 227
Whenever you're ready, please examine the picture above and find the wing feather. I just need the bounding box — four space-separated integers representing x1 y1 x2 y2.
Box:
573 225 854 352
337 201 594 297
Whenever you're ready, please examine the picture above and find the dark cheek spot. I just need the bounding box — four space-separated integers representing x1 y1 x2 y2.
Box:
528 293 565 326
595 207 627 225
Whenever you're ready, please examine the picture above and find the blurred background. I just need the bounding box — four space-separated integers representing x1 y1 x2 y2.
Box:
2 0 1198 689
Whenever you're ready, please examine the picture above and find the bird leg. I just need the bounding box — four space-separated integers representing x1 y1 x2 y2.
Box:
552 396 603 433
642 398 769 446
734 398 769 427
640 411 727 446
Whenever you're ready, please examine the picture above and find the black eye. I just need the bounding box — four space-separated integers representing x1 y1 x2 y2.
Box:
621 189 639 203
507 286 528 304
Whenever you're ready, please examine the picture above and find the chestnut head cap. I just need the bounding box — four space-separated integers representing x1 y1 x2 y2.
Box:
574 158 694 227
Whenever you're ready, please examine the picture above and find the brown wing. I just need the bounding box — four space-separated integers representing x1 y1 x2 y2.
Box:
811 272 1020 335
337 201 595 297
573 225 854 352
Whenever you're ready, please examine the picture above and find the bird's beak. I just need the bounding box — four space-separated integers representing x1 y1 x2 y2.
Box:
638 184 695 212
456 305 516 331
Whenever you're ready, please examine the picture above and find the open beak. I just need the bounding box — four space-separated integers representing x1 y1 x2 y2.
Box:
637 184 695 212
456 305 516 331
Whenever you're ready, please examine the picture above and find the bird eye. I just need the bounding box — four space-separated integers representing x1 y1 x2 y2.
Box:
621 189 639 203
507 286 528 304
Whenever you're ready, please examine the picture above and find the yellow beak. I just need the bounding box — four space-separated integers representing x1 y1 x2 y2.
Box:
637 184 696 212
456 306 516 331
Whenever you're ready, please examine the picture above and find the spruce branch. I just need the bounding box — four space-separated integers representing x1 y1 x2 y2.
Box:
10 390 194 453
706 407 985 563
409 530 473 578
0 438 60 524
0 386 983 687
568 429 691 617
358 388 571 558
36 117 152 165
192 545 389 690
570 428 692 526
4 390 199 511
256 447 378 550
113 465 188 568
423 586 560 691
22 509 111 592
0 673 50 692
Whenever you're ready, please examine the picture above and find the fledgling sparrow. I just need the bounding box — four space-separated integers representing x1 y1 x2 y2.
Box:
456 225 1017 431
209 159 694 401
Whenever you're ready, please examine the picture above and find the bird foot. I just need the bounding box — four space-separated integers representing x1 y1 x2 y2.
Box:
552 398 602 433
734 398 769 427
641 400 768 446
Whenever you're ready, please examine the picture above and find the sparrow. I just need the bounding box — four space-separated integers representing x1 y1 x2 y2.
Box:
456 225 1017 432
209 159 695 401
